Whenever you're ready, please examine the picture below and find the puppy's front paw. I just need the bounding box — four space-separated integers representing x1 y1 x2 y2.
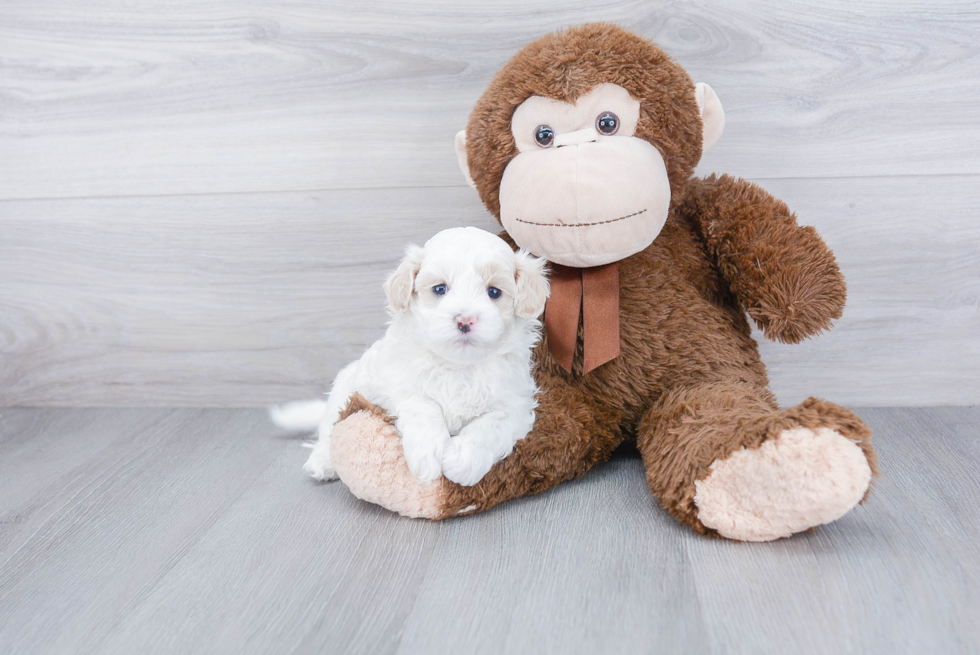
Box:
403 440 444 484
442 437 495 487
303 442 339 482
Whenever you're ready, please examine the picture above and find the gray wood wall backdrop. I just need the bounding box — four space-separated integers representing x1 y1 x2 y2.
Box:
1 0 978 407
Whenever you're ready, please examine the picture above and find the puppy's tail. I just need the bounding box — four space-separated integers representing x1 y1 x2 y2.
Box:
269 400 328 432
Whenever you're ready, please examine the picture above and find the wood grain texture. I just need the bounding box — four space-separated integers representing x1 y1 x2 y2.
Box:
1 0 978 200
0 187 498 406
0 407 977 654
1 176 976 407
1 0 977 406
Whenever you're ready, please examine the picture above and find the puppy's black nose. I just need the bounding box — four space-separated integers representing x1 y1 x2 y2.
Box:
456 314 476 333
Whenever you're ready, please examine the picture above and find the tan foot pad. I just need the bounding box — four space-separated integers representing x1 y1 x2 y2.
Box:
331 410 449 519
694 427 872 541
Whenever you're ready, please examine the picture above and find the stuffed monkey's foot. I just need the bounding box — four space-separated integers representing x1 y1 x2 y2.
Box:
694 426 872 541
330 406 449 519
640 385 878 541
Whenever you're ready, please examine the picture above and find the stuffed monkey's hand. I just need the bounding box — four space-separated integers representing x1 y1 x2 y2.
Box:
681 174 847 343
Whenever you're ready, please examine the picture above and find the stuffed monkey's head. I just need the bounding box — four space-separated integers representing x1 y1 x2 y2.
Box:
456 24 725 267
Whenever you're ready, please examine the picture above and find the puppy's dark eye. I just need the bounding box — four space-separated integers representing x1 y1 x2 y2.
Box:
432 284 448 296
534 125 555 148
487 287 502 300
596 112 619 135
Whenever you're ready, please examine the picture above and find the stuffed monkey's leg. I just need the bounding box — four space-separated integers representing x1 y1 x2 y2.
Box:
330 379 624 520
637 382 878 541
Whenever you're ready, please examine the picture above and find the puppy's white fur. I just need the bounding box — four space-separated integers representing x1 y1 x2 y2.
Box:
271 227 549 487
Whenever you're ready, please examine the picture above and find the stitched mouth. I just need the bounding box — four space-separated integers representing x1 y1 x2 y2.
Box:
512 208 647 228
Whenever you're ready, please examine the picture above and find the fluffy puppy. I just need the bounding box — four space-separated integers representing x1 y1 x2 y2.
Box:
272 227 549 487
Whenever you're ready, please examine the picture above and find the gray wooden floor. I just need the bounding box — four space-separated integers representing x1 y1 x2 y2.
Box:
3 1 978 408
0 407 977 654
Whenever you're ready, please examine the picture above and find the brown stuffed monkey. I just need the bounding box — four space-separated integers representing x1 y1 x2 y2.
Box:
328 23 878 541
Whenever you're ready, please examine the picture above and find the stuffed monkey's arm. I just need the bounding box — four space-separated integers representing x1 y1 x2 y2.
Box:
679 174 846 344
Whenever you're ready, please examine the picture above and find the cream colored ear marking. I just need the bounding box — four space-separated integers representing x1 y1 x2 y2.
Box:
455 130 477 190
383 245 425 313
695 82 726 153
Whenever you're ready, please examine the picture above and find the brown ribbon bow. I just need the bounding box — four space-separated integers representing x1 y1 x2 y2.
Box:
544 263 620 374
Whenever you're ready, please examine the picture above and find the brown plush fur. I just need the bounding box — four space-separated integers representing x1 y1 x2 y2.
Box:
335 24 878 534
339 391 396 425
465 22 703 218
430 179 876 529
679 175 847 343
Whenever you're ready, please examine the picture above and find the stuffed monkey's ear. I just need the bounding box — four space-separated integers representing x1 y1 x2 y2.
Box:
455 130 477 190
513 250 550 320
695 83 726 154
383 245 425 313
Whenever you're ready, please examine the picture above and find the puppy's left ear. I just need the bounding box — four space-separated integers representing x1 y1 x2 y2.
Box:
384 245 425 313
513 250 550 319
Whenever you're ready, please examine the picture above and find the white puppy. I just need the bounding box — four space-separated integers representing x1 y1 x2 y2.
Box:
271 227 549 487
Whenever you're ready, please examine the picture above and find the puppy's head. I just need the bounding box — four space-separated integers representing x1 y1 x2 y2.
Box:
384 227 549 363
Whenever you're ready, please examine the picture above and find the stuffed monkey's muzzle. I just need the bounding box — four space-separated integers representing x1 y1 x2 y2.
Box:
498 136 671 268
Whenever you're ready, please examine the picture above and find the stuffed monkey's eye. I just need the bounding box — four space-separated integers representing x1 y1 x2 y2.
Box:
596 112 620 135
487 286 502 300
432 284 448 296
534 125 555 148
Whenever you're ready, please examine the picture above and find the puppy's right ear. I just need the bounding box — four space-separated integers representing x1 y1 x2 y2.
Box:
384 245 425 313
